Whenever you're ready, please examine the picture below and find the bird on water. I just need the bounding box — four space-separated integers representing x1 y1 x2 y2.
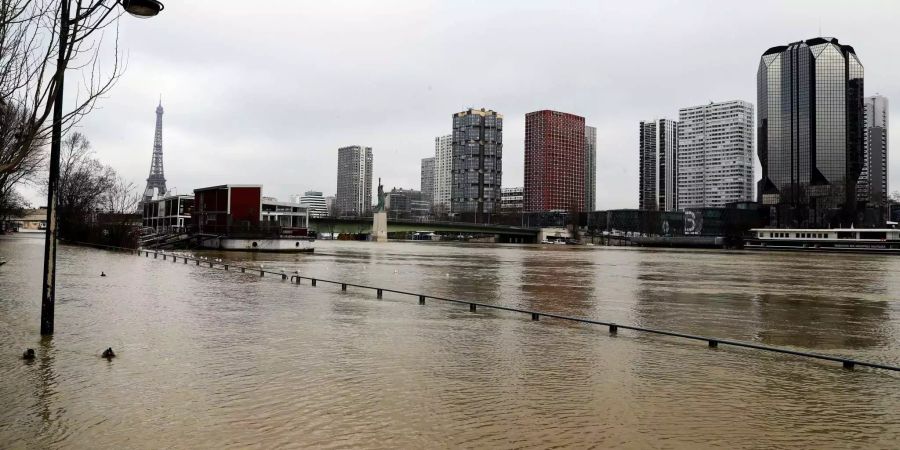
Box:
22 349 35 360
102 348 116 359
101 271 106 277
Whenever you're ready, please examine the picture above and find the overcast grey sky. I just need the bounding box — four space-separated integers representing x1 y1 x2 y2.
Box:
23 0 900 209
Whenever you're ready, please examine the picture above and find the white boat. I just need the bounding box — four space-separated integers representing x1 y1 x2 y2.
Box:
746 228 900 253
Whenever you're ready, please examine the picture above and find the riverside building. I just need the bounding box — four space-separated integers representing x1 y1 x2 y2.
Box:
501 187 524 213
857 95 889 207
335 145 373 216
420 157 435 204
638 119 678 211
433 135 452 210
757 37 865 226
524 110 585 212
299 191 328 218
585 125 597 212
677 100 755 209
451 108 503 216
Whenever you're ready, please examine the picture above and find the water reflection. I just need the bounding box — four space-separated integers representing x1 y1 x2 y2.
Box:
518 249 595 317
633 253 895 351
753 293 890 349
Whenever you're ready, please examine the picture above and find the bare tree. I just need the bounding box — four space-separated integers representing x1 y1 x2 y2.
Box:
100 173 138 213
0 188 28 227
53 131 115 232
0 0 127 175
0 100 47 214
432 202 448 221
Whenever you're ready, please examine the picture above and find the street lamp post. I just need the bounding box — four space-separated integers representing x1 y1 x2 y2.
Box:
40 0 164 336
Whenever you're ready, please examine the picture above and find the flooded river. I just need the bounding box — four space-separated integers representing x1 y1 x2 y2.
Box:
1 234 899 448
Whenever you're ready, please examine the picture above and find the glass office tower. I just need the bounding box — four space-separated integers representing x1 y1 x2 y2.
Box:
757 37 864 226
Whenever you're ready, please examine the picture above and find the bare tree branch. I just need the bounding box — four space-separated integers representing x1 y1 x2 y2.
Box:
0 0 127 174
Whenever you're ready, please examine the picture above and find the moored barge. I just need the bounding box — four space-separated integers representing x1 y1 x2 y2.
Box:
745 228 900 253
193 184 315 253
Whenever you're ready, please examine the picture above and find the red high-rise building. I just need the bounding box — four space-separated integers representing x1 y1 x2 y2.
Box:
524 110 585 212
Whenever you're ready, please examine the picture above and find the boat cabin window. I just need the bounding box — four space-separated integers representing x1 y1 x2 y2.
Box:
859 231 886 240
837 232 856 239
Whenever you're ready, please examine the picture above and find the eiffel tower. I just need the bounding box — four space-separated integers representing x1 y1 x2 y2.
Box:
143 99 167 201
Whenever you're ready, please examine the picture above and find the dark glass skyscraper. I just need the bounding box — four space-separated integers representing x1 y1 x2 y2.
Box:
757 37 864 226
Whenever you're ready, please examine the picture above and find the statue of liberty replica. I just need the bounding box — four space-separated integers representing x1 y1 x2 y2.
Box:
375 179 386 213
372 178 388 241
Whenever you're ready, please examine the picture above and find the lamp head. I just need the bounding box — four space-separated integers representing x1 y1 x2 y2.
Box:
120 0 164 18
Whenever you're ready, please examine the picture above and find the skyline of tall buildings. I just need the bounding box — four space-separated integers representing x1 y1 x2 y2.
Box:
524 110 585 212
335 145 373 216
638 118 678 211
677 100 755 209
451 108 503 215
312 36 888 223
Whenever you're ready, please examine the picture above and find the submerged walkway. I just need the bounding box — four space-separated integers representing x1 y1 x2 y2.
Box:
85 241 900 374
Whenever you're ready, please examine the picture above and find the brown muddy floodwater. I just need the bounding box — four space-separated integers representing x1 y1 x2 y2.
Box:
1 233 899 448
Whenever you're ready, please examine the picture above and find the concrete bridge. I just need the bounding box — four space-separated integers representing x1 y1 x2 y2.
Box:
309 217 540 243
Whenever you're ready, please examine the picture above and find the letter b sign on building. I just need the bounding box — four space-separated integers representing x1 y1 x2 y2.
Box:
684 210 703 235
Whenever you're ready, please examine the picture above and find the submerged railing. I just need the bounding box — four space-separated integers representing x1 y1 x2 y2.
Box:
68 241 900 373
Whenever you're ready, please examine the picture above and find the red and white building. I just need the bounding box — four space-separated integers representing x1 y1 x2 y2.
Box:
193 184 312 252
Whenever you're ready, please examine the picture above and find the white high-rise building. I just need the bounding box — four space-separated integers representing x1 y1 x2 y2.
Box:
299 190 328 218
677 100 754 209
433 134 453 210
335 145 373 216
